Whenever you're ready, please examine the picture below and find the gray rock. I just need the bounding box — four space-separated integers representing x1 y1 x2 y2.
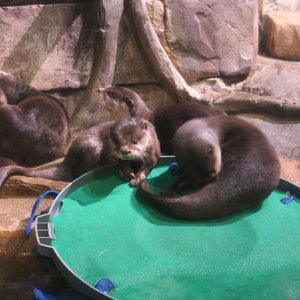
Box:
240 56 300 102
0 1 260 92
0 4 94 90
149 0 259 82
113 15 157 85
265 0 300 12
240 115 300 159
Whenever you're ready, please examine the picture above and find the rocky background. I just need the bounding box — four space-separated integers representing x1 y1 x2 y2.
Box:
0 0 300 299
0 0 258 88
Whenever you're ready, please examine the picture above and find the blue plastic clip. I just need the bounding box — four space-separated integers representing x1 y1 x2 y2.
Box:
280 194 296 205
94 278 115 294
169 162 180 175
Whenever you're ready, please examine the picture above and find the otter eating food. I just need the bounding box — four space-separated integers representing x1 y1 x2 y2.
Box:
138 116 280 220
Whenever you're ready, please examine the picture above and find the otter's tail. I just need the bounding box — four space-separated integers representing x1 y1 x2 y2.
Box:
0 163 72 190
138 178 276 220
104 86 153 120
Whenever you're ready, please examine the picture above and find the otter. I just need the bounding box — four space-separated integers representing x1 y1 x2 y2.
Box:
105 86 153 120
105 86 226 154
0 73 78 167
138 116 281 220
0 117 160 189
0 91 75 166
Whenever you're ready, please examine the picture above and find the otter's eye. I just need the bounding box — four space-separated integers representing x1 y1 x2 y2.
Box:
206 145 213 155
132 139 139 144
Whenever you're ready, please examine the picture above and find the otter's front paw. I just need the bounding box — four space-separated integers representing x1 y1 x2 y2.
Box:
129 171 146 187
121 165 135 179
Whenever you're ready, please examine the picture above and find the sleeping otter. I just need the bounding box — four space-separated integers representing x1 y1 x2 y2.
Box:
0 73 78 167
0 117 160 189
0 92 77 167
105 86 226 154
138 116 281 220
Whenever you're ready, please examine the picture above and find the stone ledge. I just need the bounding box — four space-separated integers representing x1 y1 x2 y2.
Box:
214 91 300 119
0 176 69 198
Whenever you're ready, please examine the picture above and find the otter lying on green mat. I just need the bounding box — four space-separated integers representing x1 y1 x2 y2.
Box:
139 116 280 220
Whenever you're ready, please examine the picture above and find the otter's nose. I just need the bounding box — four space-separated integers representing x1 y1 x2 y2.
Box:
121 149 131 156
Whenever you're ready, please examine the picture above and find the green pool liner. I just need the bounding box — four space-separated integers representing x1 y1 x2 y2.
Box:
48 164 300 300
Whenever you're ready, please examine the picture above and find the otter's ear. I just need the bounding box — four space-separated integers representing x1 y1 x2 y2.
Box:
125 97 134 108
141 120 148 130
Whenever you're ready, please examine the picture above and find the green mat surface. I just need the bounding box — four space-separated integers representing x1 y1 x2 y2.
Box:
52 165 300 300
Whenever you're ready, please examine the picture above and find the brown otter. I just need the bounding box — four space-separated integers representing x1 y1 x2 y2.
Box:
105 86 226 154
0 92 76 167
138 116 281 220
0 117 160 189
0 73 78 167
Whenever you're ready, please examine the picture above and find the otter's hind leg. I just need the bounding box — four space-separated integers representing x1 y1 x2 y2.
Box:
64 134 104 178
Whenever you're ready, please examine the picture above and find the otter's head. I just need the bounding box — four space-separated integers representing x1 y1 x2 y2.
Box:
203 142 222 179
104 86 136 119
105 86 136 108
109 117 151 160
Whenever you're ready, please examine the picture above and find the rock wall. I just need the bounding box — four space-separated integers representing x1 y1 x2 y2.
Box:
0 0 259 92
264 0 300 12
148 0 259 82
262 0 300 60
0 3 94 90
263 11 300 60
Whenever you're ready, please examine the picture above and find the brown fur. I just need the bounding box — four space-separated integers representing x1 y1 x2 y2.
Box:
138 116 281 220
104 86 226 154
0 92 73 166
0 73 78 167
0 117 161 189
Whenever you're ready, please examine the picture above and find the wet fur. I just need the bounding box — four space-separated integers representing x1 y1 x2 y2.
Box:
138 116 281 220
0 117 160 189
105 86 226 154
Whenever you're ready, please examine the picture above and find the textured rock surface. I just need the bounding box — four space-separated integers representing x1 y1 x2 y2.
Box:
148 0 259 81
263 11 300 60
113 14 157 85
264 0 300 12
240 115 300 161
0 3 94 90
239 56 300 102
0 0 260 91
